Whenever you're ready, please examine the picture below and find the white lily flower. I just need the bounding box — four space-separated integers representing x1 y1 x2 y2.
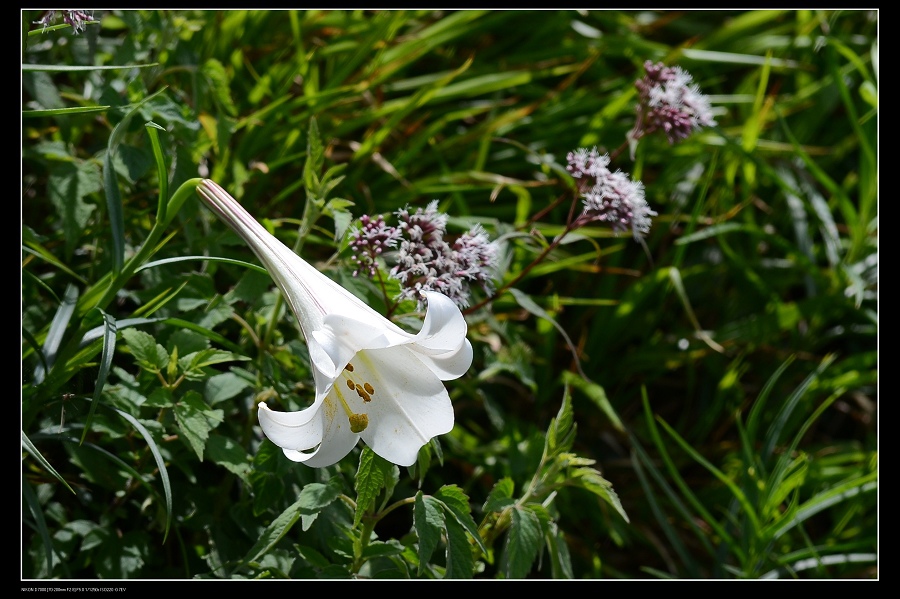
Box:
196 179 473 467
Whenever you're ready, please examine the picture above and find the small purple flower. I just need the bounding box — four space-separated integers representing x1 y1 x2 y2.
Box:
566 147 610 180
450 224 498 295
567 146 656 239
632 60 716 145
352 201 499 309
347 214 402 277
581 170 655 239
36 10 93 35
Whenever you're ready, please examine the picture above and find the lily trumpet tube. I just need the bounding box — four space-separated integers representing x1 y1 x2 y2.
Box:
196 179 473 467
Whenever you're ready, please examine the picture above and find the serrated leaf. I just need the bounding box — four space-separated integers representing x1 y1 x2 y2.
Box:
206 435 252 483
298 479 344 532
443 514 474 579
174 390 213 461
250 448 286 517
414 492 444 575
120 328 169 372
355 447 386 527
544 521 574 579
503 506 543 579
570 467 629 523
166 345 179 382
331 209 353 242
295 544 331 568
434 484 487 554
304 117 324 195
324 197 354 212
178 348 249 372
483 477 515 513
201 58 237 117
143 387 175 408
297 480 342 514
48 161 100 260
204 371 251 405
545 385 575 456
362 540 404 559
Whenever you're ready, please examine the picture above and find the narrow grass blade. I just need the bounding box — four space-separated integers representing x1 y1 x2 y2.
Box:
22 476 56 574
21 430 76 495
80 310 116 444
112 408 173 543
35 283 78 384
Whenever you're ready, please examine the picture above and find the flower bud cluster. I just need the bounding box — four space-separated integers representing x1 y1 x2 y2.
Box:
632 61 716 144
567 147 657 239
348 214 403 278
36 10 93 34
348 201 498 309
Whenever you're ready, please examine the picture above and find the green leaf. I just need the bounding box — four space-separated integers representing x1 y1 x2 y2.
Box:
47 162 100 260
22 476 56 574
144 122 169 223
143 387 175 408
81 310 117 444
297 479 343 531
111 408 172 542
178 348 249 380
93 530 150 578
543 521 573 579
250 441 287 517
206 435 252 483
204 372 252 406
103 87 170 272
21 431 76 495
354 447 387 527
201 58 237 117
561 371 624 432
483 477 515 513
434 484 487 554
137 255 269 276
120 328 169 373
174 390 215 461
770 473 877 541
23 105 110 118
443 514 474 579
331 208 353 242
414 492 445 575
570 467 629 523
297 480 342 513
35 283 79 384
304 117 324 196
503 506 542 579
239 495 308 568
545 384 575 457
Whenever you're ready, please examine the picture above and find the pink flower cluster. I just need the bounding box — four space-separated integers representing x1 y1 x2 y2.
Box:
567 147 656 239
36 10 94 35
632 61 716 144
348 201 498 309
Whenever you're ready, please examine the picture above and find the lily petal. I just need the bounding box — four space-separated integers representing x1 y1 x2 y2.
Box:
257 401 325 452
346 345 454 467
198 179 473 468
414 291 471 354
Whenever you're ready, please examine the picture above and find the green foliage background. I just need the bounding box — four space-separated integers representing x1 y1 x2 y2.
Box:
22 10 877 579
